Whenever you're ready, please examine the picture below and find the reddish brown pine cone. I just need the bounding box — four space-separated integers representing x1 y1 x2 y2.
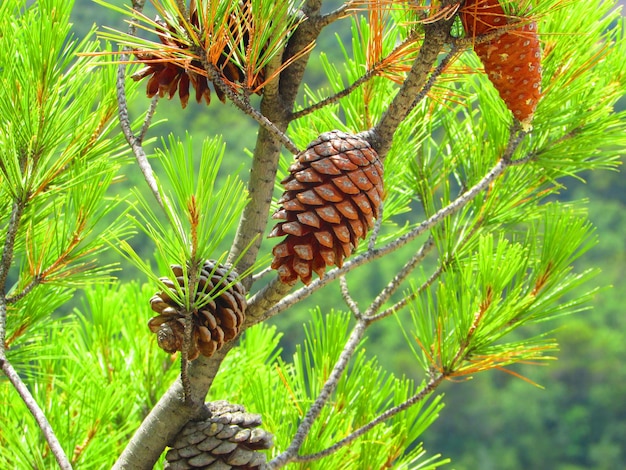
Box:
460 0 542 125
148 261 247 360
132 1 264 108
269 131 384 285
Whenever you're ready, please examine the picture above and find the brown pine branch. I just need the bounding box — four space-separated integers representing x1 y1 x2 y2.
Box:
364 235 436 320
115 3 329 467
340 275 362 318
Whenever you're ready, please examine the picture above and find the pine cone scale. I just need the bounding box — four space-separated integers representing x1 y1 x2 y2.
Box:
269 131 384 285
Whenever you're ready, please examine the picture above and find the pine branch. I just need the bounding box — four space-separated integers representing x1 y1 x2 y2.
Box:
113 345 233 469
139 95 159 143
6 276 42 304
364 235 436 320
0 200 25 298
364 9 456 158
373 263 445 323
294 372 446 463
289 31 424 121
116 5 329 462
369 219 487 323
0 198 70 470
1 357 73 470
317 0 355 28
340 275 361 318
266 318 370 468
115 0 163 208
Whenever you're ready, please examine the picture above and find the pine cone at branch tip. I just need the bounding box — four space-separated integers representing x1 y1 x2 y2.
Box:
269 130 384 286
131 1 264 108
165 401 273 470
148 261 247 360
460 0 542 126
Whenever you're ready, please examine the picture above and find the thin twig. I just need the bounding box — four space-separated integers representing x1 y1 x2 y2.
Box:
364 235 436 320
250 266 273 284
139 95 159 144
451 15 536 50
339 276 361 318
1 358 73 470
317 0 356 28
194 51 300 155
115 0 163 208
266 319 369 469
294 372 446 463
290 67 380 121
291 31 422 121
6 275 42 304
371 264 444 323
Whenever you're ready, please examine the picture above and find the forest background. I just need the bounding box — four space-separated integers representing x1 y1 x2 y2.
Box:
10 0 626 468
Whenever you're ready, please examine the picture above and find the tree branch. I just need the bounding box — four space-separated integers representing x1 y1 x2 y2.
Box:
115 0 163 209
113 345 232 469
364 13 455 158
1 357 73 470
294 372 446 463
339 275 361 318
266 318 370 468
364 235 436 320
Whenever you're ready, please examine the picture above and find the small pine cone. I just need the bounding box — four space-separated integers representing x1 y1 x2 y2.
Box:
148 261 247 360
461 0 542 125
269 130 384 285
165 401 273 470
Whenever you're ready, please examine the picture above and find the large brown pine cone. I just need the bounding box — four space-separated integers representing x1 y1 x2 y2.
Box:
148 261 247 360
132 1 264 108
165 401 273 470
269 130 384 285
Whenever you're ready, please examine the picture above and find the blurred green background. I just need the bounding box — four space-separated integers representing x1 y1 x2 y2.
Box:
69 1 626 468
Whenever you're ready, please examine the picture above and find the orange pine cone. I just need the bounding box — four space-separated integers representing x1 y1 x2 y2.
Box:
269 131 384 285
460 0 542 125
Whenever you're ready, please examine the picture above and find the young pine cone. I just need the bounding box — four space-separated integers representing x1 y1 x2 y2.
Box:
148 261 247 360
269 130 384 285
460 0 542 125
165 401 273 470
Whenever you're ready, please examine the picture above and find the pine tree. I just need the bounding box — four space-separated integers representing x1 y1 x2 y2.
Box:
1 0 625 468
